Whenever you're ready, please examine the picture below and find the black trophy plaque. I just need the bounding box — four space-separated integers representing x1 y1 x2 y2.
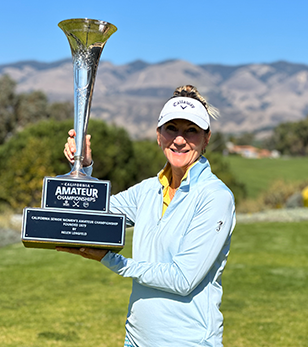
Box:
22 208 125 251
42 177 110 213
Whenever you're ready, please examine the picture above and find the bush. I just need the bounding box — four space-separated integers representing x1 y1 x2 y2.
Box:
0 118 247 211
236 179 308 213
262 180 298 209
0 119 72 210
0 119 143 210
269 116 308 155
132 140 166 182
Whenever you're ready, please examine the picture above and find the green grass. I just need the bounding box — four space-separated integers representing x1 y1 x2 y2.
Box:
0 230 133 347
225 156 308 198
222 221 308 347
1 223 308 347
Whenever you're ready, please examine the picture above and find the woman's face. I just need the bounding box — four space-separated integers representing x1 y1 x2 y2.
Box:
157 119 211 172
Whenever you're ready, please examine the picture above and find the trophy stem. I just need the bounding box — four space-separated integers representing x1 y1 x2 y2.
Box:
58 18 117 179
70 155 87 178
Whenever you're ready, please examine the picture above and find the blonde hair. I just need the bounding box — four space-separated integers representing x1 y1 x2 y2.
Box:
171 85 219 121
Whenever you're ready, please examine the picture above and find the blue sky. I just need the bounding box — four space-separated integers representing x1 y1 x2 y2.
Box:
1 0 308 66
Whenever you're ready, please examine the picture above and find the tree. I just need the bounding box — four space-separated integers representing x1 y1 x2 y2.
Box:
132 140 166 182
0 119 150 210
15 91 49 128
0 119 70 210
206 152 247 202
47 101 73 121
88 121 138 193
0 136 56 209
0 75 17 143
270 116 308 155
0 74 74 144
232 132 255 146
207 132 226 153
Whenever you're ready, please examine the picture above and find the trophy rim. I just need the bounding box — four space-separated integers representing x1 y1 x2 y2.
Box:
58 18 117 33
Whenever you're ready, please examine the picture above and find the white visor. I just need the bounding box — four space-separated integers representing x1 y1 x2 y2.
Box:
157 97 210 130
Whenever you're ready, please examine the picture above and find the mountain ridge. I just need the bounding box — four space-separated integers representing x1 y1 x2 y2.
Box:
1 59 308 139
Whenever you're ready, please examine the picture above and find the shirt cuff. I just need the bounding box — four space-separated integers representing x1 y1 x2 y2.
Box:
83 161 94 176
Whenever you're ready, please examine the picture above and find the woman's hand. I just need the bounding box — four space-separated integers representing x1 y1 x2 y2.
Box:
64 129 93 167
56 246 108 262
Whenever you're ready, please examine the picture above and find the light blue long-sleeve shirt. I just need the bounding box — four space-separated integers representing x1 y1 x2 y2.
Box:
99 156 236 346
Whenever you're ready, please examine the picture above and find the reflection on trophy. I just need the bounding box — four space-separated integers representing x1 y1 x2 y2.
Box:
21 18 125 251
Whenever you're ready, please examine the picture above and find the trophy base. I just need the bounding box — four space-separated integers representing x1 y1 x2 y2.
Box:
22 208 125 252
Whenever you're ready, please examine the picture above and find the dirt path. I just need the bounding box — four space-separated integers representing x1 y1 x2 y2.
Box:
0 228 21 248
236 207 308 223
1 208 308 248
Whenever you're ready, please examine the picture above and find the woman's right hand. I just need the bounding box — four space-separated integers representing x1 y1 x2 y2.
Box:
64 129 93 167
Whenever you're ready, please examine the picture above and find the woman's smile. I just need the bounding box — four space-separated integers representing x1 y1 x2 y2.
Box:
170 148 189 154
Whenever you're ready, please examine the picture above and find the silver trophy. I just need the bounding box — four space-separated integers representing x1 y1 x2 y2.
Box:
21 19 125 251
58 18 117 179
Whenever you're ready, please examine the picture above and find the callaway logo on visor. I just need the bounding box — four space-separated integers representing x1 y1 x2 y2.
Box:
172 100 196 109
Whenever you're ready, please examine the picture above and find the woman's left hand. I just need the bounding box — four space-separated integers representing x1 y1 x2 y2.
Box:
56 247 108 262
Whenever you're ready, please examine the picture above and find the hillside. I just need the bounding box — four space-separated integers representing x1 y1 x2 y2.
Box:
1 59 308 139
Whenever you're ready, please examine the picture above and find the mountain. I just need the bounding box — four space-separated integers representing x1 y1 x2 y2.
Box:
1 59 308 139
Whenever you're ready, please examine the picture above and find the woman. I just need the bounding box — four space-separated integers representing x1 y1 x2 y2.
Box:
59 85 236 347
